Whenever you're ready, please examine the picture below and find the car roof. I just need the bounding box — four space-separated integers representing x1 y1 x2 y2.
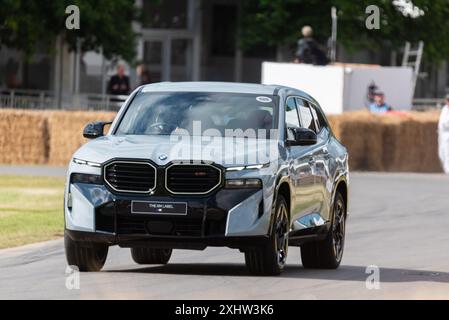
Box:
141 81 280 95
140 81 319 106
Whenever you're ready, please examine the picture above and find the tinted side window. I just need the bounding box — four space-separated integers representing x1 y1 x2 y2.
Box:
296 98 316 132
308 103 321 132
312 104 328 130
285 97 300 140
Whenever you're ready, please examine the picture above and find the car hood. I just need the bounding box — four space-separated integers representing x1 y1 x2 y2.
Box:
73 135 279 167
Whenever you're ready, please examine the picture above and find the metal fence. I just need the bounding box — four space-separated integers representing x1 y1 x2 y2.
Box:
412 98 445 111
0 88 445 112
0 89 128 111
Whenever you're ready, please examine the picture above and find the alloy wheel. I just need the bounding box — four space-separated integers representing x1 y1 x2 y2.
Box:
275 203 289 268
332 197 346 262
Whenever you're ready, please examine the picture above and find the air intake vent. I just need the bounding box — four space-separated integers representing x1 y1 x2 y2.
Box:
116 215 203 237
166 164 222 194
104 161 156 194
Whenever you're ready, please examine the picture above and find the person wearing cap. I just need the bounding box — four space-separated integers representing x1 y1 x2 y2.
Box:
294 26 328 66
369 92 392 114
438 94 449 173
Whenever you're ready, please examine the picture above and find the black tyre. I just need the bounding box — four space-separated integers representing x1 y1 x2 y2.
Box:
130 247 172 265
300 192 346 269
245 195 289 276
64 232 108 272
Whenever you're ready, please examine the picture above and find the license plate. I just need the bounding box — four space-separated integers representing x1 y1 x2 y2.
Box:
131 201 188 215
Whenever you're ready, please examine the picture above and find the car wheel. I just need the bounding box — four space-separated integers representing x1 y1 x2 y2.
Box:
300 192 346 269
64 232 108 272
130 247 172 265
245 195 289 276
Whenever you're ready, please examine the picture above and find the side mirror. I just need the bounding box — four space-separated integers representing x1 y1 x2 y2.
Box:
288 128 317 146
83 121 112 139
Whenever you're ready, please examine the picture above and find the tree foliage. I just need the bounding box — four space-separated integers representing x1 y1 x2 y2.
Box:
240 0 449 62
0 0 137 61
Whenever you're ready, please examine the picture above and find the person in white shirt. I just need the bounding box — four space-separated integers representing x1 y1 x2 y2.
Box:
438 94 449 173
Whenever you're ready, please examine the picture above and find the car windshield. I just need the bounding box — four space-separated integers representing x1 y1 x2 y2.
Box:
115 92 278 138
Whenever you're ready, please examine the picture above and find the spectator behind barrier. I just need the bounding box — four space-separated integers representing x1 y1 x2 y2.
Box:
294 26 329 66
369 92 392 114
108 64 130 95
136 63 152 87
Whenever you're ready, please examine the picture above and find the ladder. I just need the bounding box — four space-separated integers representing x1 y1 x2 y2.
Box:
402 41 424 95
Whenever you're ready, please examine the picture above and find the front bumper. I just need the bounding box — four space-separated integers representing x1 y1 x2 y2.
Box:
65 182 273 249
65 229 270 250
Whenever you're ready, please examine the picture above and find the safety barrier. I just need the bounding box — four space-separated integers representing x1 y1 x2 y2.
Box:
0 109 444 172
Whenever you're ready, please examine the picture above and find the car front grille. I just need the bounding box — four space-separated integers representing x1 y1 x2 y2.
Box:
104 161 156 194
165 164 222 194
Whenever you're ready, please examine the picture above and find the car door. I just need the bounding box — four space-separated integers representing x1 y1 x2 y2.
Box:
295 98 324 222
309 102 333 221
284 97 316 227
300 100 332 222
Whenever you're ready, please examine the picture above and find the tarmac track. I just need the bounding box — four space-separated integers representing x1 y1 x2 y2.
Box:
1 172 449 299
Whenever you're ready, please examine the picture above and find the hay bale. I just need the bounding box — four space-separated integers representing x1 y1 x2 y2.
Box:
0 109 48 164
404 112 441 172
328 110 442 172
47 111 116 166
341 117 384 171
0 107 442 172
379 115 403 171
378 112 440 172
328 111 384 171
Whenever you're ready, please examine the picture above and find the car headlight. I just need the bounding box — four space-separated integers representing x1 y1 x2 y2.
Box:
70 173 103 185
73 158 101 168
225 178 262 189
226 163 269 172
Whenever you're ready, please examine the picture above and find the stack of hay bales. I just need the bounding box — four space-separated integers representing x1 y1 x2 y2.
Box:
327 110 442 172
0 109 49 164
0 108 443 172
328 111 384 171
400 111 440 172
46 111 116 166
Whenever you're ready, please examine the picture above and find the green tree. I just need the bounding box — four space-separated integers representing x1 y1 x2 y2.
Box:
0 0 137 61
239 0 449 62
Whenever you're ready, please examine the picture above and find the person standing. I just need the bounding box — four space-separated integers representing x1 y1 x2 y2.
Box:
136 63 152 87
294 26 328 66
438 94 449 174
107 64 130 95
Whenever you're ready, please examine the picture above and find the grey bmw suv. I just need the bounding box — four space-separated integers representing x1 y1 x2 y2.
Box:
64 82 349 276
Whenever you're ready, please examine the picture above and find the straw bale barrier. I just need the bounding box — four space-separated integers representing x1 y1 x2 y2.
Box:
46 111 116 165
0 109 443 172
328 110 442 172
0 109 49 164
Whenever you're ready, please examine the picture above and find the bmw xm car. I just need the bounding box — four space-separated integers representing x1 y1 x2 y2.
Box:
64 82 349 276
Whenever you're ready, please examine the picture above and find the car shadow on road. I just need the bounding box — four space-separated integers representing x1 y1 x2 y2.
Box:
109 263 249 276
283 265 449 284
108 264 449 283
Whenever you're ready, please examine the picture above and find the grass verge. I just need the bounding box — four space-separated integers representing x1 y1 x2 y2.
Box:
0 175 65 249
